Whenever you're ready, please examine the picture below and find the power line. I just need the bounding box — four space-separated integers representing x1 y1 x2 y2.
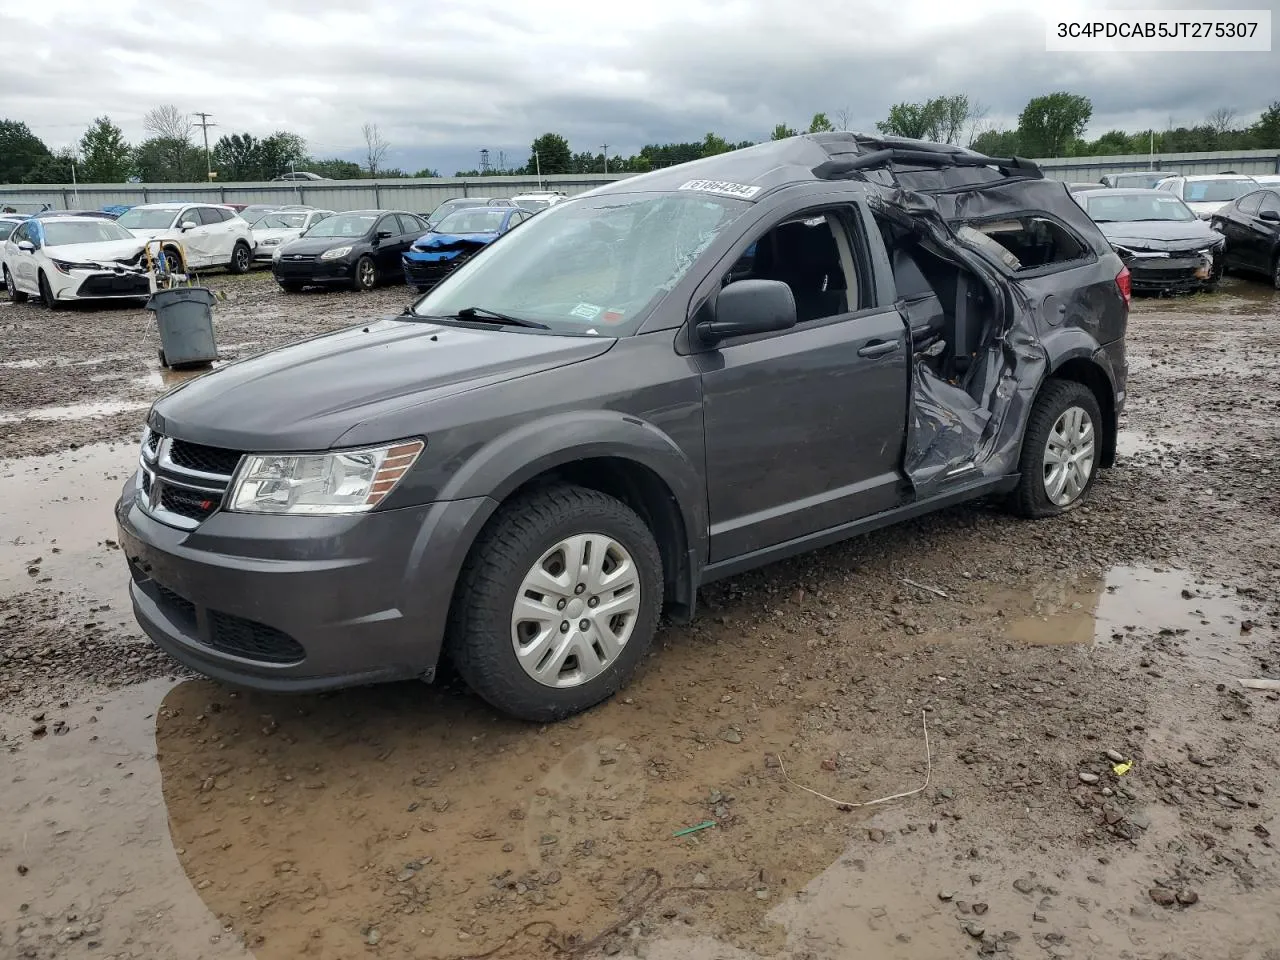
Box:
192 112 217 181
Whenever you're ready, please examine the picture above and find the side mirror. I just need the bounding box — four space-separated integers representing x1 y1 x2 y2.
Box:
17 240 36 252
695 279 797 346
376 229 395 239
1259 209 1280 222
180 220 197 231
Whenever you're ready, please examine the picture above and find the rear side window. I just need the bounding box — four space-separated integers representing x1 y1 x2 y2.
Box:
1237 192 1264 215
958 215 1091 272
1260 192 1280 217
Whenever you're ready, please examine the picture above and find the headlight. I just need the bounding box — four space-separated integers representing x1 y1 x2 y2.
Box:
227 440 424 515
52 259 99 273
319 245 352 260
261 237 280 246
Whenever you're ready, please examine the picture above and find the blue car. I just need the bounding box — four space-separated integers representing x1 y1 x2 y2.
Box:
402 206 535 290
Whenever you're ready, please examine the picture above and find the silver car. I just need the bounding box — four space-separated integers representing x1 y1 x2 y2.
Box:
251 209 335 261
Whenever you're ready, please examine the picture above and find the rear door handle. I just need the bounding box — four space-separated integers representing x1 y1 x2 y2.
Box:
858 339 901 358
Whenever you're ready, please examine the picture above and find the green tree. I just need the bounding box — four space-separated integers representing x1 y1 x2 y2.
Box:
700 132 733 157
770 123 798 140
971 128 1022 157
807 113 834 133
133 137 205 182
876 100 944 140
259 131 308 179
22 148 77 184
526 133 572 175
0 119 52 183
77 117 131 182
307 158 363 179
1017 92 1093 157
1251 101 1280 148
413 166 440 178
212 133 262 181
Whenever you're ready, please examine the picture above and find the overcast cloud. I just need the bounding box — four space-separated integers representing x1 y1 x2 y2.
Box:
1 0 1275 174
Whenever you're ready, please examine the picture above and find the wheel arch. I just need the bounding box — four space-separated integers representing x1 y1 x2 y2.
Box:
437 412 707 621
1046 353 1117 468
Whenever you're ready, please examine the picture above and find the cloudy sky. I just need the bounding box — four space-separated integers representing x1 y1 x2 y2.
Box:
2 0 1275 174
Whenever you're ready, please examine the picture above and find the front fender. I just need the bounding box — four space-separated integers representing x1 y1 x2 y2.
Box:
437 409 708 563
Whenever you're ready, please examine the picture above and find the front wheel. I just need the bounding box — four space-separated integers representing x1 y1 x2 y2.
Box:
1272 253 1280 291
447 484 664 722
228 241 252 274
1009 380 1103 519
3 266 27 303
38 271 63 310
352 255 377 291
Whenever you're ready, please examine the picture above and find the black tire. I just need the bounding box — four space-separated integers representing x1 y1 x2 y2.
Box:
278 281 304 293
1271 253 1280 292
447 484 664 722
162 246 184 274
157 348 167 367
228 241 252 274
3 266 27 303
37 271 63 310
1009 379 1104 519
352 255 377 291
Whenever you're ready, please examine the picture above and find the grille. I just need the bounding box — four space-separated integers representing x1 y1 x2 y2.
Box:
77 273 151 297
160 485 221 522
169 440 243 476
145 431 160 456
207 610 306 664
155 583 197 626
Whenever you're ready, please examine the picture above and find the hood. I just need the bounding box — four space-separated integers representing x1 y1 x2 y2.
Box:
1097 219 1223 251
149 317 615 451
1184 200 1230 217
125 228 171 241
411 230 498 250
277 234 368 256
253 227 303 244
46 239 146 264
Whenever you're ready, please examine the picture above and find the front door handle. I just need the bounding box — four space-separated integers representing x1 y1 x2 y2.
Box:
858 339 901 358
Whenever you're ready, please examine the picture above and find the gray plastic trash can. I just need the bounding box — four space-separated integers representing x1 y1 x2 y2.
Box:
147 287 219 369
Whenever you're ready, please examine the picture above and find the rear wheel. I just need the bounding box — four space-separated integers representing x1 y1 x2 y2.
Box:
352 255 377 291
228 241 252 274
447 484 664 722
3 266 27 303
1009 380 1103 519
1272 253 1280 291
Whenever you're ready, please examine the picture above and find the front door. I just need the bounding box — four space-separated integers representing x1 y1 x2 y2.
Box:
10 220 41 291
698 205 910 562
176 207 214 267
371 214 408 276
1242 190 1280 272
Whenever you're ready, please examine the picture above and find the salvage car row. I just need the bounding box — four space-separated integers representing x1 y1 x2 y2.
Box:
0 192 568 306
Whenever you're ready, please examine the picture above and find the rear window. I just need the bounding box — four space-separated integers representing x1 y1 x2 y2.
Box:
1184 179 1255 203
957 215 1090 272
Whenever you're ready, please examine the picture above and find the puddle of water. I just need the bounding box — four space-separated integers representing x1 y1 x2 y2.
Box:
137 362 220 392
0 400 148 426
1001 566 1270 675
0 680 250 960
0 442 138 624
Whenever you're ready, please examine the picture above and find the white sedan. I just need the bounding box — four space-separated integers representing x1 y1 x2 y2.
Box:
251 209 335 262
114 202 256 273
3 216 154 307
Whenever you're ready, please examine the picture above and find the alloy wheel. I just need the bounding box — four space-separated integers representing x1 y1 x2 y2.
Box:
510 533 642 689
1042 405 1096 507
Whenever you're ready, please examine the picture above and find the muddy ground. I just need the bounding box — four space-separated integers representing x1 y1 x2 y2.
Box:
1 271 1278 960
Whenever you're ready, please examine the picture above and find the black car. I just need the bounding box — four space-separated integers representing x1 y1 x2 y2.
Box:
116 132 1128 722
1074 188 1225 294
1210 187 1280 289
271 209 429 292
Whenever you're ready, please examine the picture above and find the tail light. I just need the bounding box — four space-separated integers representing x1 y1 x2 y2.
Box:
1115 265 1131 306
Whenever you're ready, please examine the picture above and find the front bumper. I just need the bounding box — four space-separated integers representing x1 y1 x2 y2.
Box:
52 267 152 301
402 250 475 287
271 257 355 285
1121 250 1220 294
115 471 495 693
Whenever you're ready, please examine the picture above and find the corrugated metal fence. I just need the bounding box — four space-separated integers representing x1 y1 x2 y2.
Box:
2 149 1278 211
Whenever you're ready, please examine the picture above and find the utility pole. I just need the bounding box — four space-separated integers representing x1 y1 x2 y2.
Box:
600 144 609 174
534 150 541 190
193 112 217 181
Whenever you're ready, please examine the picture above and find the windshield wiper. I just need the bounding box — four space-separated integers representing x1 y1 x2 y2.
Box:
452 306 549 330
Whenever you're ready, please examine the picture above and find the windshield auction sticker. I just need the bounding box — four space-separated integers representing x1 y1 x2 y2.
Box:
1046 9 1270 51
678 180 762 199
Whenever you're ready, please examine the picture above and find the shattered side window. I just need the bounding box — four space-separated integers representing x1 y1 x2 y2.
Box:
956 216 1089 272
956 225 1023 271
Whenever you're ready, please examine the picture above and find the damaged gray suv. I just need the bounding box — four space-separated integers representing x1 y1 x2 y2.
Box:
116 133 1129 722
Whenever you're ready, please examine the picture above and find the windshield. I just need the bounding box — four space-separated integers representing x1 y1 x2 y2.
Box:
1111 173 1166 188
44 220 135 245
1184 179 1255 202
434 208 508 234
256 213 308 229
304 213 377 238
517 199 550 211
411 192 750 336
1086 194 1195 222
116 207 180 229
